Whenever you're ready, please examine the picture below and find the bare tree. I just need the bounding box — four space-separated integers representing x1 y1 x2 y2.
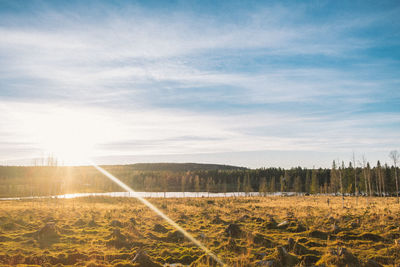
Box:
389 150 399 203
379 161 386 196
331 160 339 194
375 161 381 196
361 156 368 196
377 161 385 197
339 161 345 208
366 162 372 197
352 152 358 198
259 177 267 196
361 156 372 197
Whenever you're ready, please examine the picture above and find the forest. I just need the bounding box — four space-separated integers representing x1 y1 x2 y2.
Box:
0 158 399 198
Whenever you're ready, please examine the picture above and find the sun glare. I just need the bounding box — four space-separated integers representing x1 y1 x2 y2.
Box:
31 108 103 165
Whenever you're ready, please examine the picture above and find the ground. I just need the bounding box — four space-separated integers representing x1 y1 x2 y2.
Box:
0 196 399 266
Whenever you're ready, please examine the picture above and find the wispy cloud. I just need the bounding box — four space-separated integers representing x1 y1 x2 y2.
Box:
0 100 398 165
0 1 399 167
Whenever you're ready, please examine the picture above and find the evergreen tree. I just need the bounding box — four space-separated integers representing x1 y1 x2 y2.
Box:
305 171 311 193
244 173 252 196
284 171 290 191
162 173 168 198
294 176 302 193
280 175 285 192
259 177 267 196
311 169 319 194
270 176 276 193
237 176 241 194
222 179 227 195
181 173 187 196
194 175 200 196
331 160 339 194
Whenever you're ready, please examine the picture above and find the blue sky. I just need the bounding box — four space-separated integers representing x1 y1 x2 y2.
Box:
0 0 399 168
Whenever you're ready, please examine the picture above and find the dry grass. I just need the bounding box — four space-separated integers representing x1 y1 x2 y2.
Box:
0 196 399 266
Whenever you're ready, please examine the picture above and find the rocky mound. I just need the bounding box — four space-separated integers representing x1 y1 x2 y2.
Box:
131 250 162 267
225 223 242 238
263 246 299 267
36 223 60 246
106 229 130 248
264 216 278 229
164 230 185 243
153 223 168 233
253 233 274 248
110 220 123 227
316 247 360 267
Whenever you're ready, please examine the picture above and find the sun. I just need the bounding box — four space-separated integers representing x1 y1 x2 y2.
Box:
31 108 104 165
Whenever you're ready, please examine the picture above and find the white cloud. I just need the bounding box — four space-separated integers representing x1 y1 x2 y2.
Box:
0 4 399 167
0 100 398 166
0 6 380 96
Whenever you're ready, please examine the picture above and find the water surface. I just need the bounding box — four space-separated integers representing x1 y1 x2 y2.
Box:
0 191 296 200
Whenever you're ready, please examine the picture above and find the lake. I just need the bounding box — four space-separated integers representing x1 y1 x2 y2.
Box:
0 191 297 200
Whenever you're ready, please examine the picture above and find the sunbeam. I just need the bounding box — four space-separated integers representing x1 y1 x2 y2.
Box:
91 163 225 266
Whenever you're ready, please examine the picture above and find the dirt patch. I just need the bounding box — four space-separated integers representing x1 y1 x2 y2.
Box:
263 246 299 267
129 217 137 225
88 219 98 227
225 223 242 238
153 223 168 233
177 254 198 265
264 216 278 229
300 255 320 266
132 250 162 267
191 254 219 267
225 238 247 254
305 240 324 247
106 229 130 248
336 231 358 241
252 216 265 223
316 247 360 267
287 222 306 233
359 233 383 242
0 235 12 242
211 215 226 224
36 223 60 247
297 237 308 243
286 238 317 256
253 233 274 248
110 220 123 227
238 214 250 222
308 230 328 240
165 230 185 243
74 219 86 227
364 259 384 267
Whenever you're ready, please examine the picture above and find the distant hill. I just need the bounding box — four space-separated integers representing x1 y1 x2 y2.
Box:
123 163 247 171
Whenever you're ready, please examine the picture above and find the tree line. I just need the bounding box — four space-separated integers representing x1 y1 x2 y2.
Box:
0 152 399 200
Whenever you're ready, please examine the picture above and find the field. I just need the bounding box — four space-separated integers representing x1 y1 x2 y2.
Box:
0 196 399 266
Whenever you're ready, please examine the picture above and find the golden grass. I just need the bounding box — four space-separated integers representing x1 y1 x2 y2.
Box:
0 196 399 266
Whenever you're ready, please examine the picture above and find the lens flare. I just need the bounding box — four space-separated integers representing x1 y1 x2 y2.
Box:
91 163 225 266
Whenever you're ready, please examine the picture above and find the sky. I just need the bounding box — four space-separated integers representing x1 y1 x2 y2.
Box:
0 0 399 168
